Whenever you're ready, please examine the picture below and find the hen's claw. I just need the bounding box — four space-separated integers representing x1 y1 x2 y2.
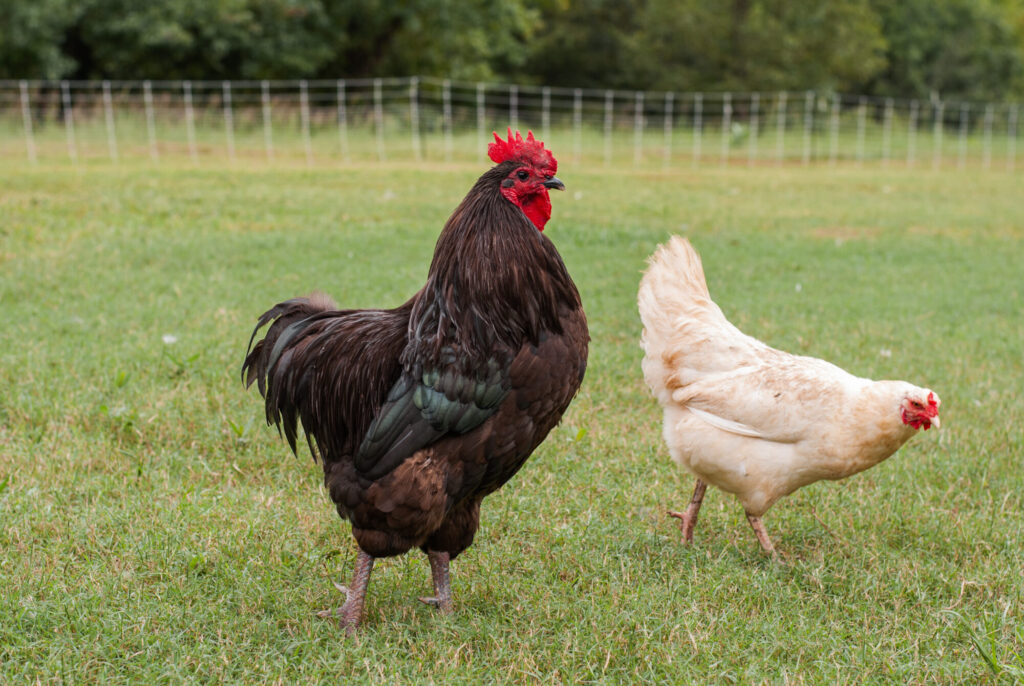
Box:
669 479 707 543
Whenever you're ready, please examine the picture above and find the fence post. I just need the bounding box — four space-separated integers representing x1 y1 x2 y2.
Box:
337 79 348 162
573 88 582 164
603 90 613 167
61 80 77 164
719 92 732 166
932 101 944 170
510 85 518 133
262 80 274 161
957 103 969 170
542 87 551 142
828 93 839 165
881 98 894 167
802 90 813 166
443 79 453 162
748 92 759 167
222 80 235 162
19 80 36 165
476 83 486 157
664 91 674 169
409 77 421 161
982 103 993 170
856 95 866 165
693 92 703 167
143 80 158 162
183 81 198 163
775 91 786 165
634 91 644 166
102 80 118 163
299 80 313 165
373 78 385 161
907 100 919 167
1007 104 1018 172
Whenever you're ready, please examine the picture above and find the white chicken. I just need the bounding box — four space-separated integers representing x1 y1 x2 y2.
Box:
638 237 941 555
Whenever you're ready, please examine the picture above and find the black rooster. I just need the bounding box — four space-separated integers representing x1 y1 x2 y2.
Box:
242 130 588 632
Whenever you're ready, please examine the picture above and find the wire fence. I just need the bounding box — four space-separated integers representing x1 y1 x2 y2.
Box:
1 76 1020 171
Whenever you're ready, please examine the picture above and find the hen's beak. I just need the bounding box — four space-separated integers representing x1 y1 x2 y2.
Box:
929 415 941 430
543 177 565 191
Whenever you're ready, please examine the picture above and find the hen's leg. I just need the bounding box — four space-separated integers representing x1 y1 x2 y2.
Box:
316 549 375 634
668 479 707 543
418 550 453 614
745 513 776 556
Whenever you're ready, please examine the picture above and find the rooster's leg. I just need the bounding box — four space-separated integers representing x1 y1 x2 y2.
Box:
668 478 707 543
316 549 375 634
418 550 453 614
745 513 777 556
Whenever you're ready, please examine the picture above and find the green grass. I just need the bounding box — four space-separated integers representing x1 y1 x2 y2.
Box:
1 156 1022 683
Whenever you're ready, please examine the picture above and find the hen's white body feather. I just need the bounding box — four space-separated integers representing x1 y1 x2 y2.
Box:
639 237 937 518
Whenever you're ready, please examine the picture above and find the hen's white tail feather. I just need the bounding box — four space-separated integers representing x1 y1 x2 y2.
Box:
638 236 769 403
637 236 713 336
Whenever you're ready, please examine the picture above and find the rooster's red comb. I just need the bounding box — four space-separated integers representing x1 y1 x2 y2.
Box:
488 128 557 172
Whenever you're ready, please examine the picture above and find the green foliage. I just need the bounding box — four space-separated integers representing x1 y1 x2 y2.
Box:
869 0 1024 101
2 0 1024 97
318 0 542 80
637 0 888 92
0 0 79 79
522 0 643 88
66 0 335 79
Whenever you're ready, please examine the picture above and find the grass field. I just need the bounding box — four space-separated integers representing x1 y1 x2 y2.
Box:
1 156 1022 683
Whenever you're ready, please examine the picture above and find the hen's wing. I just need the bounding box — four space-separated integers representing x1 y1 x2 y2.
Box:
675 350 865 444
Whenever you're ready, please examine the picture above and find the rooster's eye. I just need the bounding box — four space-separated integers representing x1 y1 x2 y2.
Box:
516 170 529 181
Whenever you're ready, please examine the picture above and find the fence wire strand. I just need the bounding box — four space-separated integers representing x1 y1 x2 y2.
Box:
1 77 1020 171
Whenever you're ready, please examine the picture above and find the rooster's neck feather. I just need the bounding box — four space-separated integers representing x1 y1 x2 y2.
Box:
404 162 580 373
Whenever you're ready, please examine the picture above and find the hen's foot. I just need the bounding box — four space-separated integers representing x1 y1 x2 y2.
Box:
745 513 778 558
668 509 698 543
669 479 708 544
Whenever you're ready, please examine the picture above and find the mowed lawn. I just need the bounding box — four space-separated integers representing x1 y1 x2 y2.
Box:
1 157 1022 683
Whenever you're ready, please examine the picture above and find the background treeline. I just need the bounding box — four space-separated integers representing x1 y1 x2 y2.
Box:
3 0 1024 100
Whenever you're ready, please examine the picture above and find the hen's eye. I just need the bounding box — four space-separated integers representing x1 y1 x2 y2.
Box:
517 170 529 181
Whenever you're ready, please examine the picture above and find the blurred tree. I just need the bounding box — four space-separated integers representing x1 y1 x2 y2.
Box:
1 0 1023 98
0 0 79 79
62 0 335 79
635 0 888 92
521 0 643 89
868 0 1024 100
317 0 542 81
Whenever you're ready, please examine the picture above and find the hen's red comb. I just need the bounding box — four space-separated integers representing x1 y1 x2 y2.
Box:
488 128 557 172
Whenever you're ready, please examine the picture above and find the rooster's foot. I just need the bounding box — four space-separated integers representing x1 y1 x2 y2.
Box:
417 595 454 613
317 552 375 635
316 583 363 634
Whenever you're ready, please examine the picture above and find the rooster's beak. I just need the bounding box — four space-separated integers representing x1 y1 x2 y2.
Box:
543 177 565 191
